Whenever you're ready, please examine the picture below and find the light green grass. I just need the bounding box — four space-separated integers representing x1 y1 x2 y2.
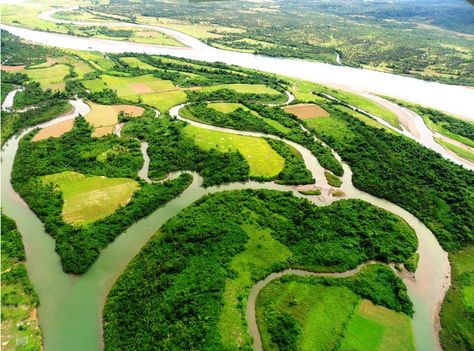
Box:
208 102 291 134
325 171 342 187
340 299 416 351
202 84 281 96
258 281 359 351
219 221 292 348
25 64 70 91
336 105 398 135
42 171 139 226
436 138 474 162
305 115 355 143
120 57 157 70
141 91 188 112
184 125 285 177
66 50 116 71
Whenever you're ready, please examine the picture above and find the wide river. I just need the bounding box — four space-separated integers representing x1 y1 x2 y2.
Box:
0 10 460 351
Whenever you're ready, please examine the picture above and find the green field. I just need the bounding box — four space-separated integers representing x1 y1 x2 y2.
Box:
436 138 474 162
66 50 116 71
340 300 415 351
208 102 291 134
42 171 139 226
257 279 415 351
141 91 188 113
24 64 70 91
120 57 158 70
202 83 281 96
184 125 285 178
440 245 474 351
335 105 398 135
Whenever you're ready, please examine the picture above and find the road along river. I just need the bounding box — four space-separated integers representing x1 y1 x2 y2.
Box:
1 6 473 120
1 97 450 350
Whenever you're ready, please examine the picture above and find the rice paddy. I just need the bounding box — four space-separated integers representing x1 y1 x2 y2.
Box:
42 171 139 226
85 102 144 137
283 103 330 119
24 64 70 91
184 124 285 177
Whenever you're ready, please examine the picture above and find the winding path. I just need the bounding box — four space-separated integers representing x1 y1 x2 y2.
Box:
247 262 378 351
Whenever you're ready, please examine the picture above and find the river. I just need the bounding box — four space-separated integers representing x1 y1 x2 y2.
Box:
0 9 456 351
1 7 473 120
1 96 450 350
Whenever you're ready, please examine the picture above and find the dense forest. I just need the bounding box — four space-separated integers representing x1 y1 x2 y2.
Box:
104 190 416 350
307 104 474 251
12 118 193 273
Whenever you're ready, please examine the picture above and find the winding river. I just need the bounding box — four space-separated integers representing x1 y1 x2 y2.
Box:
1 95 449 350
0 7 460 351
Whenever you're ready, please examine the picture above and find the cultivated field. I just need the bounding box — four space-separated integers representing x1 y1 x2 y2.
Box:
283 103 330 119
340 300 415 351
120 57 157 70
32 119 75 142
24 64 70 91
42 171 139 226
184 124 284 177
85 102 144 137
203 83 281 95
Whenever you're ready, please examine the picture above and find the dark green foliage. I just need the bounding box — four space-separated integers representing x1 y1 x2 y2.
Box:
1 30 56 66
1 214 39 305
267 139 314 185
104 190 417 350
265 311 301 351
13 81 54 109
310 106 474 251
123 115 250 186
325 171 342 187
11 118 193 273
1 71 29 85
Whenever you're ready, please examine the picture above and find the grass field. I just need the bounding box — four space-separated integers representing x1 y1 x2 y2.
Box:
208 102 291 134
66 50 116 71
257 279 415 351
340 300 415 351
283 103 330 119
202 84 281 96
305 115 355 144
219 222 292 348
335 105 398 135
120 57 157 70
42 171 139 226
436 138 474 162
85 102 144 137
32 119 75 142
257 280 359 351
82 74 187 112
184 125 284 178
24 64 70 91
440 245 474 351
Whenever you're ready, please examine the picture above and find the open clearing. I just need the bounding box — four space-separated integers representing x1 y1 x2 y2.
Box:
85 102 144 137
32 119 75 142
202 84 281 96
42 171 139 226
141 91 188 113
1 65 25 72
24 64 70 91
257 280 415 351
184 124 284 177
207 102 291 133
340 300 415 351
283 103 330 119
120 57 157 70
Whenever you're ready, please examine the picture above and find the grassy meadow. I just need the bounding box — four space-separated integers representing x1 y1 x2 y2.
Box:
184 124 285 178
42 171 139 226
24 64 70 91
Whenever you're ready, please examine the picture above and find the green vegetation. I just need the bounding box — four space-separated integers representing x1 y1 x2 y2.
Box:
440 245 474 351
257 266 415 351
436 138 474 163
306 106 474 251
104 190 417 350
184 125 284 178
298 189 321 196
1 30 56 66
325 171 342 187
23 64 70 91
42 171 139 226
1 214 42 351
12 117 193 273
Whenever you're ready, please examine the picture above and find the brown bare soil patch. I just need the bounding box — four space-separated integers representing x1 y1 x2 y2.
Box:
283 103 329 119
1 65 25 72
112 105 145 117
129 83 154 94
32 119 74 142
